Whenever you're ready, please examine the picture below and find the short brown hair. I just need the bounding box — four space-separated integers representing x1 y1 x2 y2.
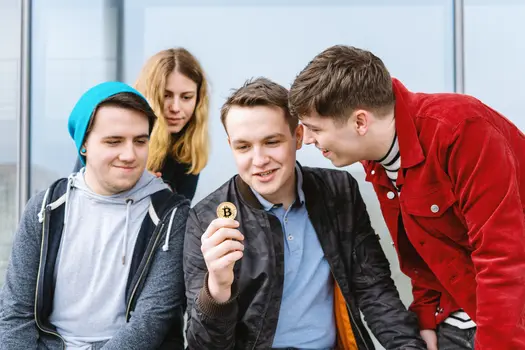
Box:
220 77 298 133
289 45 395 123
85 92 156 141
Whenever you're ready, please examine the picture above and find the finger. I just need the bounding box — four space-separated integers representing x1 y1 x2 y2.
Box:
202 220 242 242
201 218 239 241
203 239 245 262
205 228 244 248
209 250 243 272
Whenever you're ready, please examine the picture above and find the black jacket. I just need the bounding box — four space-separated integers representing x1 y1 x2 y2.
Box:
160 155 199 202
183 165 426 350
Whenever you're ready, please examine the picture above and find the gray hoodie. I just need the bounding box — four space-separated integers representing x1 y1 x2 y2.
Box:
48 170 168 348
0 170 190 350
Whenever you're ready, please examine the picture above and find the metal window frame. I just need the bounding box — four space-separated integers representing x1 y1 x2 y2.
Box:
454 0 465 94
17 0 31 220
16 0 125 221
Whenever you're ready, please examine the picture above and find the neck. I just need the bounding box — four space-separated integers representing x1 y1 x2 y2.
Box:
369 111 396 161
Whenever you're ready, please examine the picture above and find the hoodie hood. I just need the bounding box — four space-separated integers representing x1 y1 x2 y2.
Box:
72 168 168 204
67 81 148 166
57 170 169 266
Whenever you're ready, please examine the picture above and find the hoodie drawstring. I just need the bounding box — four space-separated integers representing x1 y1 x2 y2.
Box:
123 199 133 265
162 207 178 252
62 175 75 231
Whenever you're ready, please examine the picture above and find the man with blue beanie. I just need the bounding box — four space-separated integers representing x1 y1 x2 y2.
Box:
0 82 189 349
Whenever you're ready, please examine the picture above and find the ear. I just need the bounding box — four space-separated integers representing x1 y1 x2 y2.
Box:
294 124 304 150
353 109 370 136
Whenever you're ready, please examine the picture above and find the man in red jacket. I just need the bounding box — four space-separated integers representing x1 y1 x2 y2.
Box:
289 45 525 350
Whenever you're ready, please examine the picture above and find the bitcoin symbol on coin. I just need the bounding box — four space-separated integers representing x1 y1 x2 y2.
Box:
222 207 232 218
217 202 237 220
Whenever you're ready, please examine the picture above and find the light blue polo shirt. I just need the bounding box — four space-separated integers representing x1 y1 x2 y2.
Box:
251 167 336 350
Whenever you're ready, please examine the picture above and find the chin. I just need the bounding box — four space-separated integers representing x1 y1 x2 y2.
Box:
168 123 188 134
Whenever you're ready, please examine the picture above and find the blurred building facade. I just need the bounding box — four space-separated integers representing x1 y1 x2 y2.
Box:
1 1 525 347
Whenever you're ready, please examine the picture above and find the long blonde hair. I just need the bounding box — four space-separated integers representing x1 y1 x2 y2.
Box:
135 48 209 175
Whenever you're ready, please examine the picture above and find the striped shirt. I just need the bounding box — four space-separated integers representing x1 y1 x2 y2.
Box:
379 132 476 330
378 132 401 190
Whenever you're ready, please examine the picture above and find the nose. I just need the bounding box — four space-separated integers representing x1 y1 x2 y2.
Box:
170 97 181 113
303 128 316 145
119 142 137 163
252 146 270 168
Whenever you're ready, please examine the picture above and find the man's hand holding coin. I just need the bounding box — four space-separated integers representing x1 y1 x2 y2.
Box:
201 202 244 303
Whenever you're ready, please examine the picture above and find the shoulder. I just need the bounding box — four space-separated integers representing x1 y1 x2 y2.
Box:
413 92 494 131
192 177 234 214
187 176 236 229
302 166 358 193
151 189 191 221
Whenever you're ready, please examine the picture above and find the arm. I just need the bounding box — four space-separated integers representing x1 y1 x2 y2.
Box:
101 203 190 350
349 175 426 350
0 193 45 349
183 210 238 350
408 279 441 330
447 118 525 349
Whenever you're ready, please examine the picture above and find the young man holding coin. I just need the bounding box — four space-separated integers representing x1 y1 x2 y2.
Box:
183 77 427 350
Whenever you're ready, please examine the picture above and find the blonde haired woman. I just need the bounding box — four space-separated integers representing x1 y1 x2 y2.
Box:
135 47 210 201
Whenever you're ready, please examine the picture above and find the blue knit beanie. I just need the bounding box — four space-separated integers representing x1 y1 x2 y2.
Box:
68 81 148 166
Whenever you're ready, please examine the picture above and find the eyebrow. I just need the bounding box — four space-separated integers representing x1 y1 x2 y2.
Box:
263 133 285 140
301 121 314 128
231 133 285 145
165 88 196 95
102 134 149 140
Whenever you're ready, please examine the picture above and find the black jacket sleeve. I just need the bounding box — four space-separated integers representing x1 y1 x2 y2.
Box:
349 175 427 350
183 209 239 350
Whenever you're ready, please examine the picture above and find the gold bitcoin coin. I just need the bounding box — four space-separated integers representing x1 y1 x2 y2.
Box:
217 201 237 220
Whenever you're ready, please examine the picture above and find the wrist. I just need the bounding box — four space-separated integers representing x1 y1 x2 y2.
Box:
207 276 232 303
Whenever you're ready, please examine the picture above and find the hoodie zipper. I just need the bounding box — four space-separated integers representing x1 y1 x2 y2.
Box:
35 205 66 349
125 208 174 319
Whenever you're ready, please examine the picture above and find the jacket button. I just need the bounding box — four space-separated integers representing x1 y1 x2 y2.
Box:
430 204 439 213
387 191 395 199
371 170 376 175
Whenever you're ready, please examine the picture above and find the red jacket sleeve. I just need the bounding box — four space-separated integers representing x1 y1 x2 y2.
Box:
408 279 440 330
448 117 525 349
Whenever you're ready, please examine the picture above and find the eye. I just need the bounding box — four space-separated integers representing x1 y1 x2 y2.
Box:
266 140 280 145
182 95 194 100
135 139 148 145
105 140 120 145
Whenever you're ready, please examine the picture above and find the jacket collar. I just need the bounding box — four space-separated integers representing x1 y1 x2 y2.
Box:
392 78 425 169
362 78 425 186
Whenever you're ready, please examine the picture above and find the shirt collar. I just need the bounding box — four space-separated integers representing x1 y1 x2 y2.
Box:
250 163 305 211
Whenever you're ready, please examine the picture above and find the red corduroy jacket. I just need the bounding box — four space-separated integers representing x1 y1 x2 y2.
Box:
362 78 525 350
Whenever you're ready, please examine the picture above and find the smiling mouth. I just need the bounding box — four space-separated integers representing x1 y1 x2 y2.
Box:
254 169 277 177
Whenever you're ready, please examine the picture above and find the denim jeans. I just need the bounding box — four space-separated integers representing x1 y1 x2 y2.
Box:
437 323 476 349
